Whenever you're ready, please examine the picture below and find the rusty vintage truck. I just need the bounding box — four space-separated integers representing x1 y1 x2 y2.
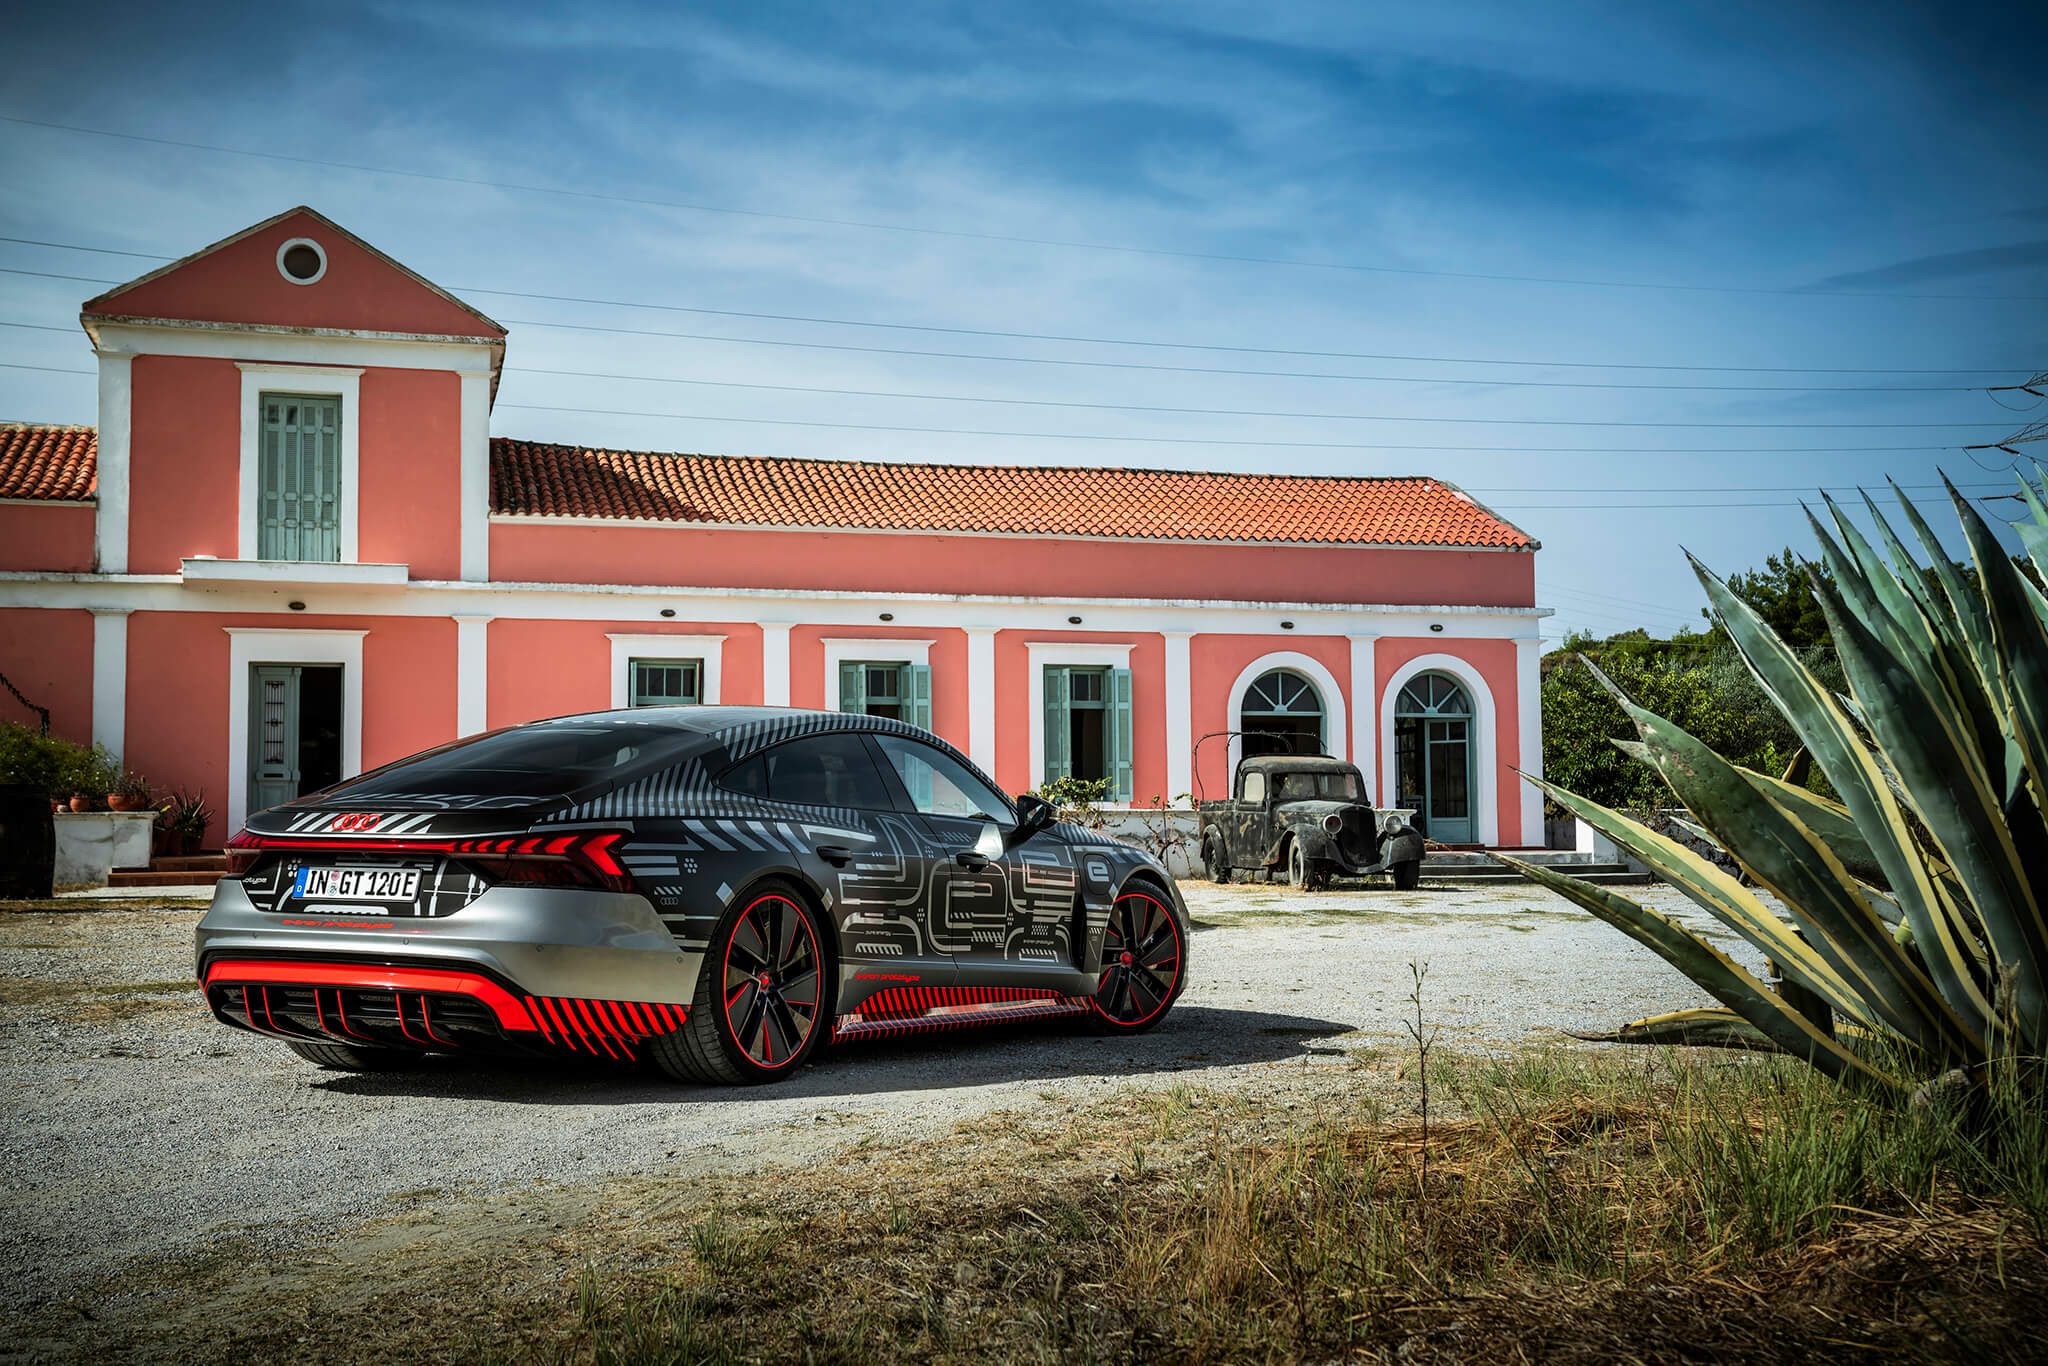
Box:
1196 754 1425 890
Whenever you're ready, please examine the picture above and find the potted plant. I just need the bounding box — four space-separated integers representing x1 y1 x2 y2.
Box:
157 788 214 856
108 770 151 812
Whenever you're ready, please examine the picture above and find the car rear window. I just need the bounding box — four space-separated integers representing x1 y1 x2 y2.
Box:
322 721 693 800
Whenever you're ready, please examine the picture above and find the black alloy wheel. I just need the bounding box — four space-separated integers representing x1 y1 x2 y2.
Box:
654 880 830 1084
1087 888 1184 1032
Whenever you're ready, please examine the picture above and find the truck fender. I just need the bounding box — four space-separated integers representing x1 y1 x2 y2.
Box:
1383 826 1425 868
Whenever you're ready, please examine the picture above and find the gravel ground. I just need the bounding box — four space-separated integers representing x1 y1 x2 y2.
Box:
0 878 1765 1325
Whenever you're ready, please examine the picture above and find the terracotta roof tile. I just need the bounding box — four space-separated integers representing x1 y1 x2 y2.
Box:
489 441 1534 549
0 424 1534 548
0 424 97 502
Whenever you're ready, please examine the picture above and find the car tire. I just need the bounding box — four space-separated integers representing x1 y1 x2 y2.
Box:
1202 831 1232 884
1082 883 1188 1035
284 1038 417 1071
1286 840 1328 891
1392 858 1423 891
652 879 832 1086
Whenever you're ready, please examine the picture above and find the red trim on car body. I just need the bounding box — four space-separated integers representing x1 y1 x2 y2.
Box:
204 960 541 1033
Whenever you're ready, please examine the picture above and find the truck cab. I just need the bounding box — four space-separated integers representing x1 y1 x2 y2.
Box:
1196 755 1425 890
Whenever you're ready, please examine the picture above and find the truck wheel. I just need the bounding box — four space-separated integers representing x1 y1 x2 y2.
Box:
1392 858 1422 891
1286 841 1328 891
1202 832 1232 884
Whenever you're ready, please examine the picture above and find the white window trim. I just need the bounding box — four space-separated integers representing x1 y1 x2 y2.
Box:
225 627 366 835
1223 651 1350 781
1025 641 1135 801
1379 652 1499 848
607 634 725 709
821 638 933 711
238 364 363 564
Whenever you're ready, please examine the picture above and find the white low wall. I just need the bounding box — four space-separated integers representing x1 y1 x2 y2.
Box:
53 811 157 888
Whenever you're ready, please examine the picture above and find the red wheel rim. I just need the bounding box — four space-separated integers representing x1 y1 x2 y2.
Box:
720 894 822 1068
1091 891 1181 1026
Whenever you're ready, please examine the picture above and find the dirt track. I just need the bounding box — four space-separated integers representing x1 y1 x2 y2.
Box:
0 877 1755 1348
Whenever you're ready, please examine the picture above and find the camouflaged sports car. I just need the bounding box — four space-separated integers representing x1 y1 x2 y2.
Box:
198 707 1189 1084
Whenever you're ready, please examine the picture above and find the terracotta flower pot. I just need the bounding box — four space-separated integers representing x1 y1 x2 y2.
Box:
108 794 142 812
69 796 92 813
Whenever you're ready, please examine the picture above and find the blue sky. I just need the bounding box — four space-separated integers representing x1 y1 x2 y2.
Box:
2 0 2042 641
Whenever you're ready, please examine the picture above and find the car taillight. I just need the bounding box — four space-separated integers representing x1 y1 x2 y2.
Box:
225 828 264 876
221 830 635 893
446 832 635 892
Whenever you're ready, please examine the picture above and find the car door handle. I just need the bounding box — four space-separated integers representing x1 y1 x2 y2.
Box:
817 845 854 867
954 851 991 871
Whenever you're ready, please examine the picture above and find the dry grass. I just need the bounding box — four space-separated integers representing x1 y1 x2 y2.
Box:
15 1051 2044 1365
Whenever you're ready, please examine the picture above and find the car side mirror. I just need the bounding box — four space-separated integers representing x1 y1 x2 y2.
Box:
1007 793 1059 850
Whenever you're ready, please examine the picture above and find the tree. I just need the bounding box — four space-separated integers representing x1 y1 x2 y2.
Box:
1707 548 1834 652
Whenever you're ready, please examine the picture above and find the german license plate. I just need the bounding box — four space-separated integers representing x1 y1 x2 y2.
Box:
293 866 420 902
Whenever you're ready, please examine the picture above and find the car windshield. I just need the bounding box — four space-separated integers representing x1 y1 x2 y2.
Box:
321 720 694 800
1272 770 1361 802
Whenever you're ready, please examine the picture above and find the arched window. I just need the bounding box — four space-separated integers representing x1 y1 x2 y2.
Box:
1240 668 1325 759
1394 672 1473 842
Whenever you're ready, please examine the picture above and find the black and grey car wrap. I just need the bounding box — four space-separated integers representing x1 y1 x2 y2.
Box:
196 707 1189 1067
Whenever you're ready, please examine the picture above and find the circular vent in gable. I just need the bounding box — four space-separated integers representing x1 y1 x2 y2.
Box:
276 237 327 285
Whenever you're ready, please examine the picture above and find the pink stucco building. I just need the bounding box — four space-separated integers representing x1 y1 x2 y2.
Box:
0 208 1550 850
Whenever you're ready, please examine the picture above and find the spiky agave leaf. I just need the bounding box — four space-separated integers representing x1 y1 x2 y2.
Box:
1579 659 1981 1063
1697 558 1996 1043
1523 772 1881 1036
1808 563 2043 1055
1493 855 1896 1089
1569 1008 1780 1052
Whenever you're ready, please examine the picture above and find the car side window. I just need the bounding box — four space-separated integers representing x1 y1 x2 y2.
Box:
760 733 895 810
1240 770 1266 803
872 734 1012 822
719 753 766 798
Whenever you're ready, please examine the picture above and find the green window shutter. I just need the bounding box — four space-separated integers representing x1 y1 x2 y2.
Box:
908 664 932 731
258 393 342 562
1043 666 1071 784
1110 667 1134 802
838 661 866 713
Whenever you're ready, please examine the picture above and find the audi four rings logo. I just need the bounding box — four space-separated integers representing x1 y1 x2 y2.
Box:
327 813 383 832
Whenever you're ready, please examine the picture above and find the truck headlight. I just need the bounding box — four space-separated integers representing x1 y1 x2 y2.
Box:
1322 813 1343 835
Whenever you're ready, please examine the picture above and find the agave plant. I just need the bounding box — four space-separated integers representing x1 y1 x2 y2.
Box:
1496 468 2048 1093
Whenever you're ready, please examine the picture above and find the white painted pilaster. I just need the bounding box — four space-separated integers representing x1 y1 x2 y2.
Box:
459 371 491 581
1516 636 1545 848
965 626 998 777
453 614 491 737
90 609 131 761
94 352 132 573
1162 631 1193 806
761 624 792 706
1348 633 1379 799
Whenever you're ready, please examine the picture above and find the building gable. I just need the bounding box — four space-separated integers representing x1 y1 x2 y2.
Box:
80 206 504 340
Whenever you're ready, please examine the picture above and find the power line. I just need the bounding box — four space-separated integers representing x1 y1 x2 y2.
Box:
3 113 2042 303
3 237 2031 377
0 361 2014 461
485 397 2021 433
500 315 2044 403
512 360 1984 399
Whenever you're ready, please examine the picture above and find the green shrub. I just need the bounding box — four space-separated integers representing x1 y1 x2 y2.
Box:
0 721 115 794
